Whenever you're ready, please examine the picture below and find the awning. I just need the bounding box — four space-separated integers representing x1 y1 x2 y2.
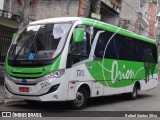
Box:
0 16 20 28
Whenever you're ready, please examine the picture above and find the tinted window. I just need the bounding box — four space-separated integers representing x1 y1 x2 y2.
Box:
94 32 108 58
94 30 157 63
123 37 133 60
95 31 123 59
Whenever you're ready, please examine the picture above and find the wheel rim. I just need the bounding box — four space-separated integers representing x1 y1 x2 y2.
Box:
74 91 84 107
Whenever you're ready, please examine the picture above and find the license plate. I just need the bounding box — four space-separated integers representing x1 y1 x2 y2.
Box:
19 87 29 92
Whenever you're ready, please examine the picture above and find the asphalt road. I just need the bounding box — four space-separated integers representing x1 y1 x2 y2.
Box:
0 83 160 119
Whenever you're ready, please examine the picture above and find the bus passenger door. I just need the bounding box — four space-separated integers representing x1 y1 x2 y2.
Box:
83 30 107 97
66 25 105 97
86 58 105 97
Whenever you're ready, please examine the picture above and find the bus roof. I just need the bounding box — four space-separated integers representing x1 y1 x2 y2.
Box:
81 18 156 45
29 17 80 25
29 17 156 45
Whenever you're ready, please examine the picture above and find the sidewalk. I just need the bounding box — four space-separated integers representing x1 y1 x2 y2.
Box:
0 70 25 105
0 86 25 105
0 86 5 98
0 86 5 104
0 66 5 104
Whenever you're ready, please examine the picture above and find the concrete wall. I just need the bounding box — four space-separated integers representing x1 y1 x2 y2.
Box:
120 0 140 32
101 0 121 13
34 0 79 20
11 0 121 24
0 0 4 10
12 0 79 21
3 0 12 12
100 0 121 26
140 0 149 37
101 14 119 25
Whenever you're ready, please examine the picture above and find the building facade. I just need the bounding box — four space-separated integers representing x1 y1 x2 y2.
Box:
11 0 122 24
12 0 79 20
0 0 4 10
155 0 160 40
155 0 160 64
0 0 19 85
99 0 121 25
119 0 153 38
148 0 157 39
120 0 140 33
3 0 13 12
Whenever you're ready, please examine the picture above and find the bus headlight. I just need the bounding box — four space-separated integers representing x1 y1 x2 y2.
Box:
45 70 65 78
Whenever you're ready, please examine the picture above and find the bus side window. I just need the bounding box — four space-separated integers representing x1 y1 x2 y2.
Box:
123 37 134 61
94 32 108 58
144 43 157 63
151 44 157 63
137 41 145 62
94 31 122 60
94 31 116 58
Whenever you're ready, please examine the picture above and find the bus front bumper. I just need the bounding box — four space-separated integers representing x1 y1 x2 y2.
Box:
4 76 69 102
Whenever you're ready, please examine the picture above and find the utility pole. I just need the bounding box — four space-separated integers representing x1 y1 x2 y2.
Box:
19 0 30 29
78 0 90 17
118 19 130 29
84 0 91 17
134 12 142 35
95 0 101 14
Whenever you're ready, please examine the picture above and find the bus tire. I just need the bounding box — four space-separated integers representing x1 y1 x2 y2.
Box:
70 88 88 110
128 84 138 100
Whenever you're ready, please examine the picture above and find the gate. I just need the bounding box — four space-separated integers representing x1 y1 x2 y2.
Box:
0 25 17 85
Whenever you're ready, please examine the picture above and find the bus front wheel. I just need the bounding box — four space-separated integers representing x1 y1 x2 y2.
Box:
128 84 138 100
70 88 88 110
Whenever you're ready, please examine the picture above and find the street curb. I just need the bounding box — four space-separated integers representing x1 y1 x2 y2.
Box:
4 99 25 104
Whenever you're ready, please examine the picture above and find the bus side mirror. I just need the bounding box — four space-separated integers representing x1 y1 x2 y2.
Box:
12 33 19 42
12 33 16 41
73 28 84 43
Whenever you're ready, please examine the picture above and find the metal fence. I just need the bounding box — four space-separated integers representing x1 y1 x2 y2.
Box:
0 25 17 85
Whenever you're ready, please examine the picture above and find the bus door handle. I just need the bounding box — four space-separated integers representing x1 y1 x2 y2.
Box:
87 65 92 71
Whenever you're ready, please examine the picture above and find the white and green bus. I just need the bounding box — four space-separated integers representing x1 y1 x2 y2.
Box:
4 17 158 109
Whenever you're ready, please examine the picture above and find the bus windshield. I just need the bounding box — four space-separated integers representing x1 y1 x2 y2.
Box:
8 23 72 64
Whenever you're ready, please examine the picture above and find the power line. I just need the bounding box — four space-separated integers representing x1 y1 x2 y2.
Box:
90 2 154 36
104 7 154 36
122 0 155 23
122 0 139 13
